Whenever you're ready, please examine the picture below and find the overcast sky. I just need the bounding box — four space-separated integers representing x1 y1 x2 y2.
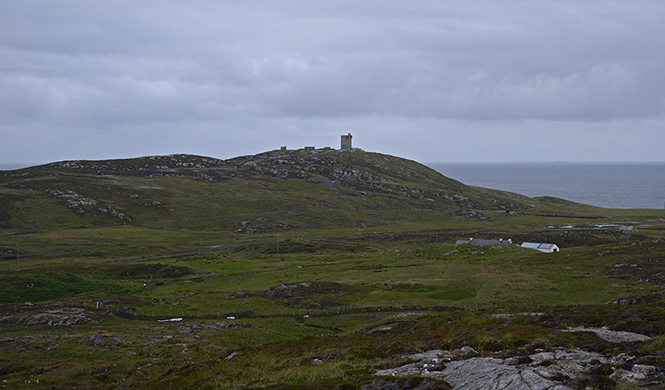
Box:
2 1 664 166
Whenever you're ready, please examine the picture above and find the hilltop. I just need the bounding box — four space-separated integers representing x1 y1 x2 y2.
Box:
0 149 594 233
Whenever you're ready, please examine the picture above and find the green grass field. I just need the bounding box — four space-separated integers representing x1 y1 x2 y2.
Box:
2 220 665 388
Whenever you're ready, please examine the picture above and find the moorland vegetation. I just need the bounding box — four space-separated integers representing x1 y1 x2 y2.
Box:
0 149 664 389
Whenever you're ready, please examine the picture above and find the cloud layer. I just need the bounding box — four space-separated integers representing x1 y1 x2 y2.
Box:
1 1 664 163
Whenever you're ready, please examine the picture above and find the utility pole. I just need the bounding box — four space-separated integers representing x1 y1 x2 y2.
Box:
276 234 280 255
16 244 19 271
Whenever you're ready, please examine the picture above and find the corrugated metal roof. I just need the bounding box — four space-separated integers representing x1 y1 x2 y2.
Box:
521 242 541 249
456 239 512 246
521 242 559 252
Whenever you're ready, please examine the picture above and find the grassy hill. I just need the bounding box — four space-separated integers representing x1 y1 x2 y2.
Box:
0 149 608 233
1 150 664 389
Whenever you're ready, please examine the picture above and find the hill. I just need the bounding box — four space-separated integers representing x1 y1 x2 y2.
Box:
0 149 596 233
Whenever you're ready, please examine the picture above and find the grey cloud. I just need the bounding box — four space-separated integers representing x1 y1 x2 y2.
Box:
1 1 664 163
219 1 665 121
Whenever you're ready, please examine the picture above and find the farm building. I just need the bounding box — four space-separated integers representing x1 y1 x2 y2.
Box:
521 242 559 253
620 225 637 234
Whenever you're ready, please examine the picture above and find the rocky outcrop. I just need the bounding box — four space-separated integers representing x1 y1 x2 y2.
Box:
265 283 311 297
229 152 497 213
46 189 131 221
45 155 231 182
16 308 90 326
564 326 652 343
84 334 131 347
439 357 571 390
374 346 662 389
177 321 252 334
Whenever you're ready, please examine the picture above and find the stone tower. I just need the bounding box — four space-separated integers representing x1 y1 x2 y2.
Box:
341 133 352 150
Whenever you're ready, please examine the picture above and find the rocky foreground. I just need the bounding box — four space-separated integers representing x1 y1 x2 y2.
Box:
371 327 662 389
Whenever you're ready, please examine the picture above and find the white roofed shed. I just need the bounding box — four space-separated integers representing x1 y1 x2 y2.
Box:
521 242 560 253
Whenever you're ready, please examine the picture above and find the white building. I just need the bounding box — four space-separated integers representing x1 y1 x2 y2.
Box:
521 242 560 253
620 225 637 234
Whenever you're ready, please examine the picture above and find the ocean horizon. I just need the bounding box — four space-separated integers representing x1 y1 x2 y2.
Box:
429 162 665 210
0 163 39 171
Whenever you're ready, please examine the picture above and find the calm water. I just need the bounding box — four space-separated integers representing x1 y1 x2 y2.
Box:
429 163 665 209
0 163 37 171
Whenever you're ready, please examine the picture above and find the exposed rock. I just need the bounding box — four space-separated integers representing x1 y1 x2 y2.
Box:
373 347 649 390
265 282 310 297
84 335 131 347
225 351 240 360
564 326 652 343
491 312 543 319
632 364 657 375
612 364 660 383
18 308 89 326
230 291 249 298
528 349 608 381
211 321 252 329
236 227 265 234
149 335 173 342
49 155 229 182
310 352 340 365
45 189 131 221
440 357 570 390
442 194 481 210
178 321 252 334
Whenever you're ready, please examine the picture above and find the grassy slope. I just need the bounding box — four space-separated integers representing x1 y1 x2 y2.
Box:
0 149 619 234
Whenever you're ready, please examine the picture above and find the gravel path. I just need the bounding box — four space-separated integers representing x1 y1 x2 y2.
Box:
312 174 341 191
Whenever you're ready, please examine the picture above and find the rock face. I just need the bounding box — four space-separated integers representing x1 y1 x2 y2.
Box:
375 350 570 390
564 326 652 343
440 357 570 390
374 347 661 390
177 321 252 334
16 308 89 326
46 189 131 221
84 335 131 347
265 283 311 297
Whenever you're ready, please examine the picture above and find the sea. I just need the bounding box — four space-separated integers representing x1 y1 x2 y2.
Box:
429 163 665 210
